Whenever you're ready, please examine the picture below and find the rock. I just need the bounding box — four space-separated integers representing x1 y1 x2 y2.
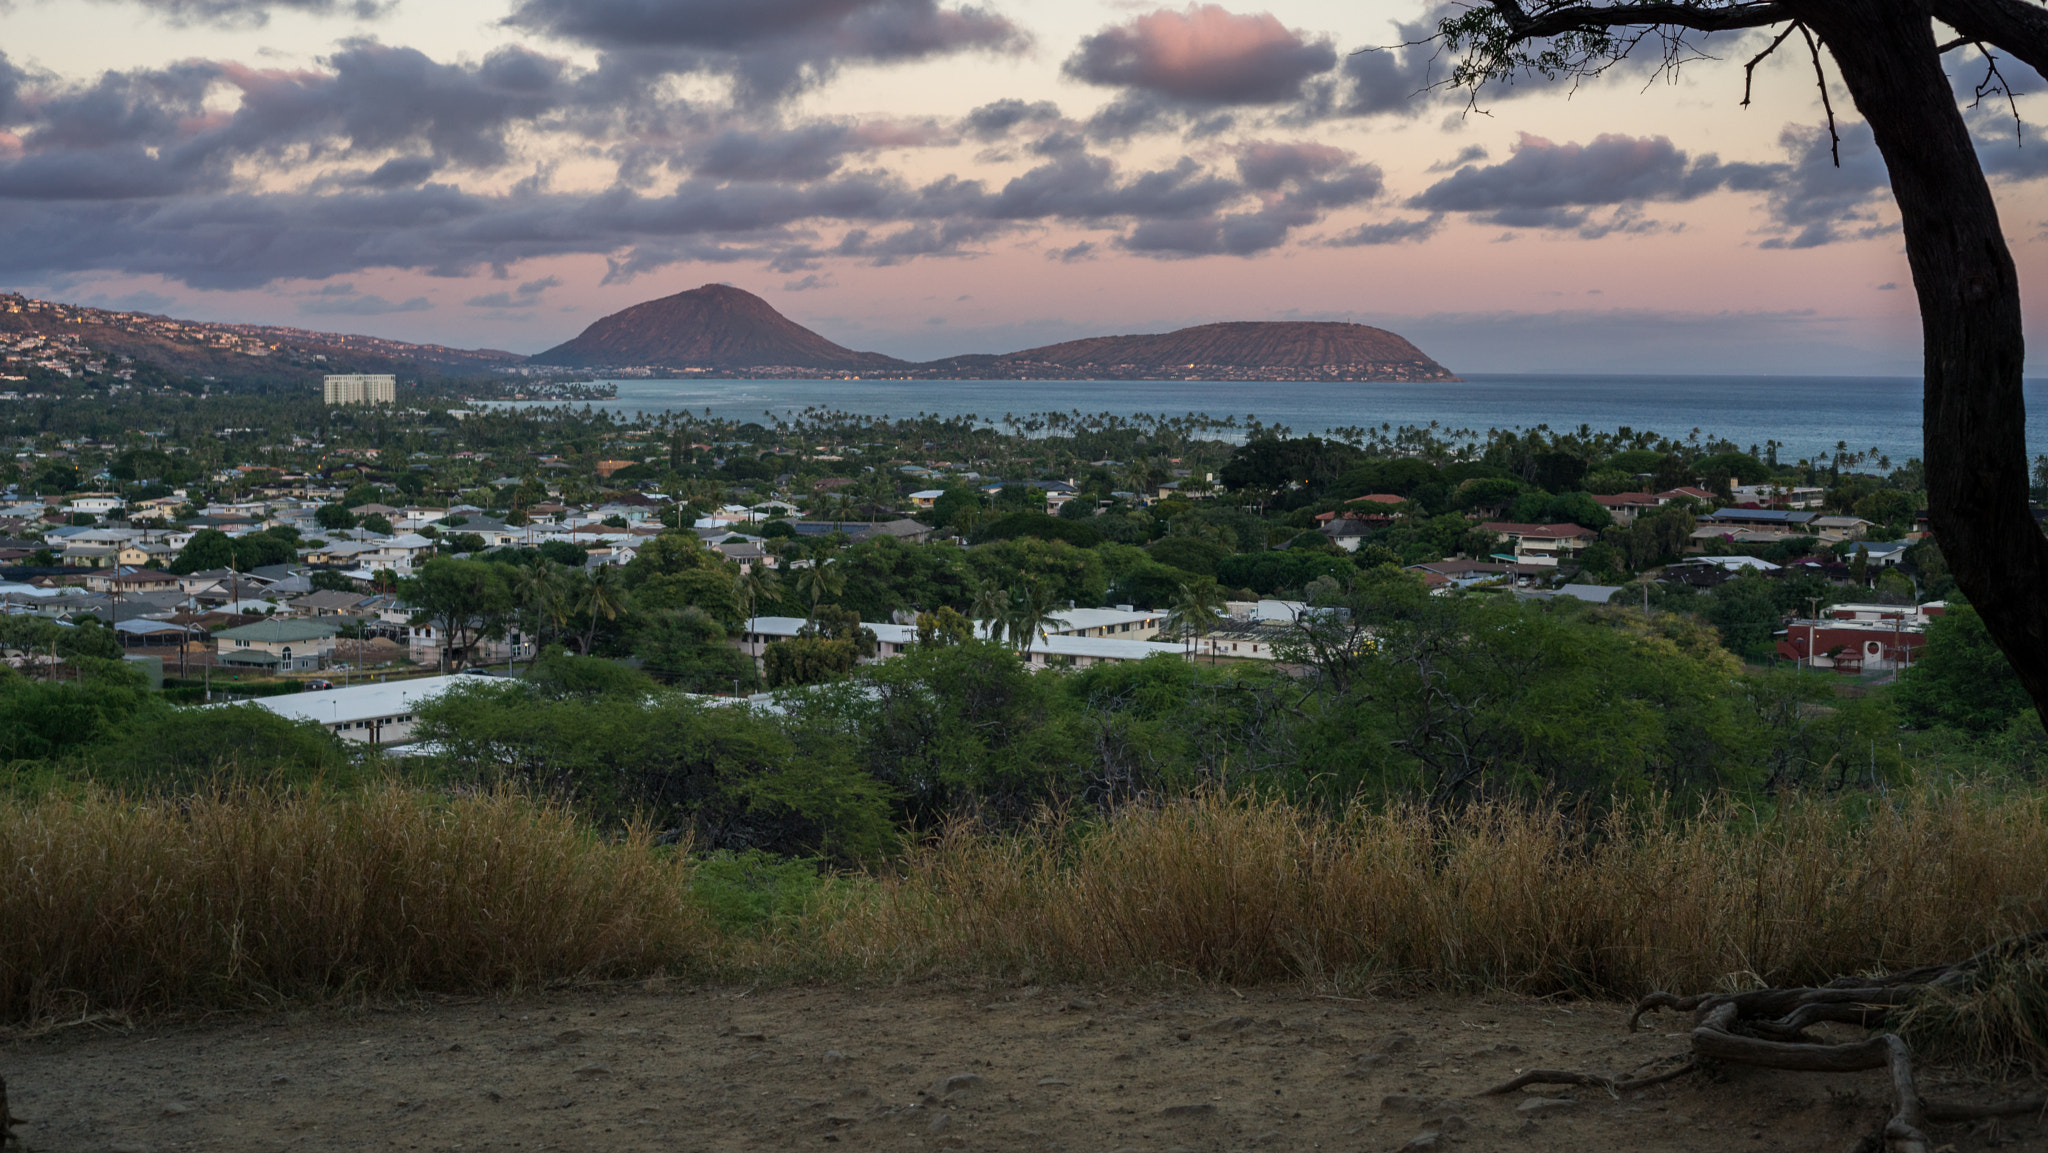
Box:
572 1064 612 1080
1380 1094 1440 1114
931 1073 983 1097
822 1050 848 1064
1160 1103 1217 1118
268 1075 290 1085
1175 1031 1193 1042
1379 1032 1418 1054
159 1102 194 1117
1493 1043 1523 1055
1037 1079 1071 1087
1516 1097 1577 1115
927 1111 952 1134
1197 1016 1254 1034
1433 1114 1470 1133
824 1113 859 1126
1113 1045 1147 1062
484 1089 504 1103
1403 1133 1444 1150
553 1029 587 1045
1067 998 1098 1012
735 1031 767 1042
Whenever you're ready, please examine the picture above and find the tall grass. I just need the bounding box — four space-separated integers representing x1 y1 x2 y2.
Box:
0 784 707 1023
6 783 2048 1025
803 789 2048 996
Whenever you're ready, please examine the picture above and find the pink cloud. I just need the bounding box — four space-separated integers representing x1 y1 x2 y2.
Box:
1065 4 1336 105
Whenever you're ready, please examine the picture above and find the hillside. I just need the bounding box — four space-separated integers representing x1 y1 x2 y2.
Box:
915 320 1459 382
0 294 521 387
528 284 907 372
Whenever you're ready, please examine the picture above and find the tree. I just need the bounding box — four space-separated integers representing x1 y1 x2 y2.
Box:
1894 603 2033 733
996 580 1064 654
398 557 512 670
577 565 626 655
313 503 356 532
1167 580 1230 662
1432 0 2048 727
794 557 846 619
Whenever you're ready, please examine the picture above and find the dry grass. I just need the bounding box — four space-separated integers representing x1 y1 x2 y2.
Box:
7 783 2048 1026
802 789 2048 998
0 784 707 1023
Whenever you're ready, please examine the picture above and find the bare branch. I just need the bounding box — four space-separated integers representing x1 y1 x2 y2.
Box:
1795 22 1843 166
1969 41 2025 146
1741 23 1802 108
1935 0 2048 82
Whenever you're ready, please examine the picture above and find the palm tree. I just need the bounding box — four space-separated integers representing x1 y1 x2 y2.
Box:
732 565 779 626
1002 580 1063 656
578 564 625 655
794 555 845 620
968 577 1006 641
511 556 557 667
1168 580 1228 663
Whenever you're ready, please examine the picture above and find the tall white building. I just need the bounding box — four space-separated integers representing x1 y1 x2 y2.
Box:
323 373 397 405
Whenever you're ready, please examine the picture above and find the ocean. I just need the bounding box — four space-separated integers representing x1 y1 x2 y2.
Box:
491 373 2048 466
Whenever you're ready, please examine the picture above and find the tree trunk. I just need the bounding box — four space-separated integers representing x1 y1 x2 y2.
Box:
1796 0 2048 726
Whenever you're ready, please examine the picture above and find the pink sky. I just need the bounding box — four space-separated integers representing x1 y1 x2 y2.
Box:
0 0 2037 373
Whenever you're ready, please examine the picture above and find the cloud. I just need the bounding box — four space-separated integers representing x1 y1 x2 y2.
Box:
466 273 560 308
783 272 834 290
1750 123 1894 249
300 291 432 315
1325 215 1441 246
91 0 393 27
964 98 1061 141
684 119 949 181
505 0 1026 105
1065 5 1336 105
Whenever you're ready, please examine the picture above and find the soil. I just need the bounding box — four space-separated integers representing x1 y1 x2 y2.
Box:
3 983 2041 1152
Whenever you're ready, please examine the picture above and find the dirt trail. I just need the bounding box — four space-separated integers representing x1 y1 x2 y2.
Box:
2 983 2039 1152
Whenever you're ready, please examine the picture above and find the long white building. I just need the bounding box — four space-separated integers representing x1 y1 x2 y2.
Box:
225 674 482 745
323 373 396 405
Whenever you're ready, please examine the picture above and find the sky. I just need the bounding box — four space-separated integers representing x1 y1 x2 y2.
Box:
0 0 2044 373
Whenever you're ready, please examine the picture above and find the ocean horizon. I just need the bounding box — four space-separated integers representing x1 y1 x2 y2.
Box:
484 372 2048 467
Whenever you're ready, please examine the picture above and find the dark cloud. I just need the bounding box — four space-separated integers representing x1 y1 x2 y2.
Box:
1404 126 1909 249
300 290 432 315
466 273 560 308
1752 123 1894 249
94 0 392 27
1046 240 1096 262
684 119 948 181
783 272 834 290
1426 144 1487 173
964 98 1061 141
1326 214 1441 246
1410 132 1772 214
349 155 439 188
505 0 1025 105
1065 5 1335 105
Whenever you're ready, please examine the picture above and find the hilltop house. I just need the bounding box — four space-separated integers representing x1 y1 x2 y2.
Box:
213 619 338 672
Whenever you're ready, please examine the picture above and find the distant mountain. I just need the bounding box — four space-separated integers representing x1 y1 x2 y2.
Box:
0 293 521 387
525 288 1458 382
529 284 907 372
915 321 1459 382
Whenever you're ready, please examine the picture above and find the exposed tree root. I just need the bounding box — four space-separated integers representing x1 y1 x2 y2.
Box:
1483 930 2048 1152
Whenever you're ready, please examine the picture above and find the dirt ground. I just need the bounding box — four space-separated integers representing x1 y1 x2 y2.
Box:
4 982 2043 1153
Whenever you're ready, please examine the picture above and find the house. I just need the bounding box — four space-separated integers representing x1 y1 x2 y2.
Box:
1475 522 1599 567
213 618 339 672
1654 487 1720 504
1808 516 1874 541
363 533 437 572
1733 483 1825 509
86 569 181 595
116 542 177 567
288 590 380 617
1775 617 1929 673
1590 492 1663 525
735 616 1186 671
1700 508 1819 536
58 543 118 569
1320 518 1379 552
223 674 473 746
66 494 125 517
1406 559 1542 588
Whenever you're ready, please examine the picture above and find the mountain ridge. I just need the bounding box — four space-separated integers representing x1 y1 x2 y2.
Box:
536 284 1459 382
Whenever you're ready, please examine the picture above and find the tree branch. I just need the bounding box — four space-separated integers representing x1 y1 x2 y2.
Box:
1795 22 1843 166
1742 23 1803 107
1490 0 1791 38
1935 0 2048 80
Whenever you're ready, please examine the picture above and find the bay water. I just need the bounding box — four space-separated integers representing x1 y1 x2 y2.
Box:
503 374 2048 467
